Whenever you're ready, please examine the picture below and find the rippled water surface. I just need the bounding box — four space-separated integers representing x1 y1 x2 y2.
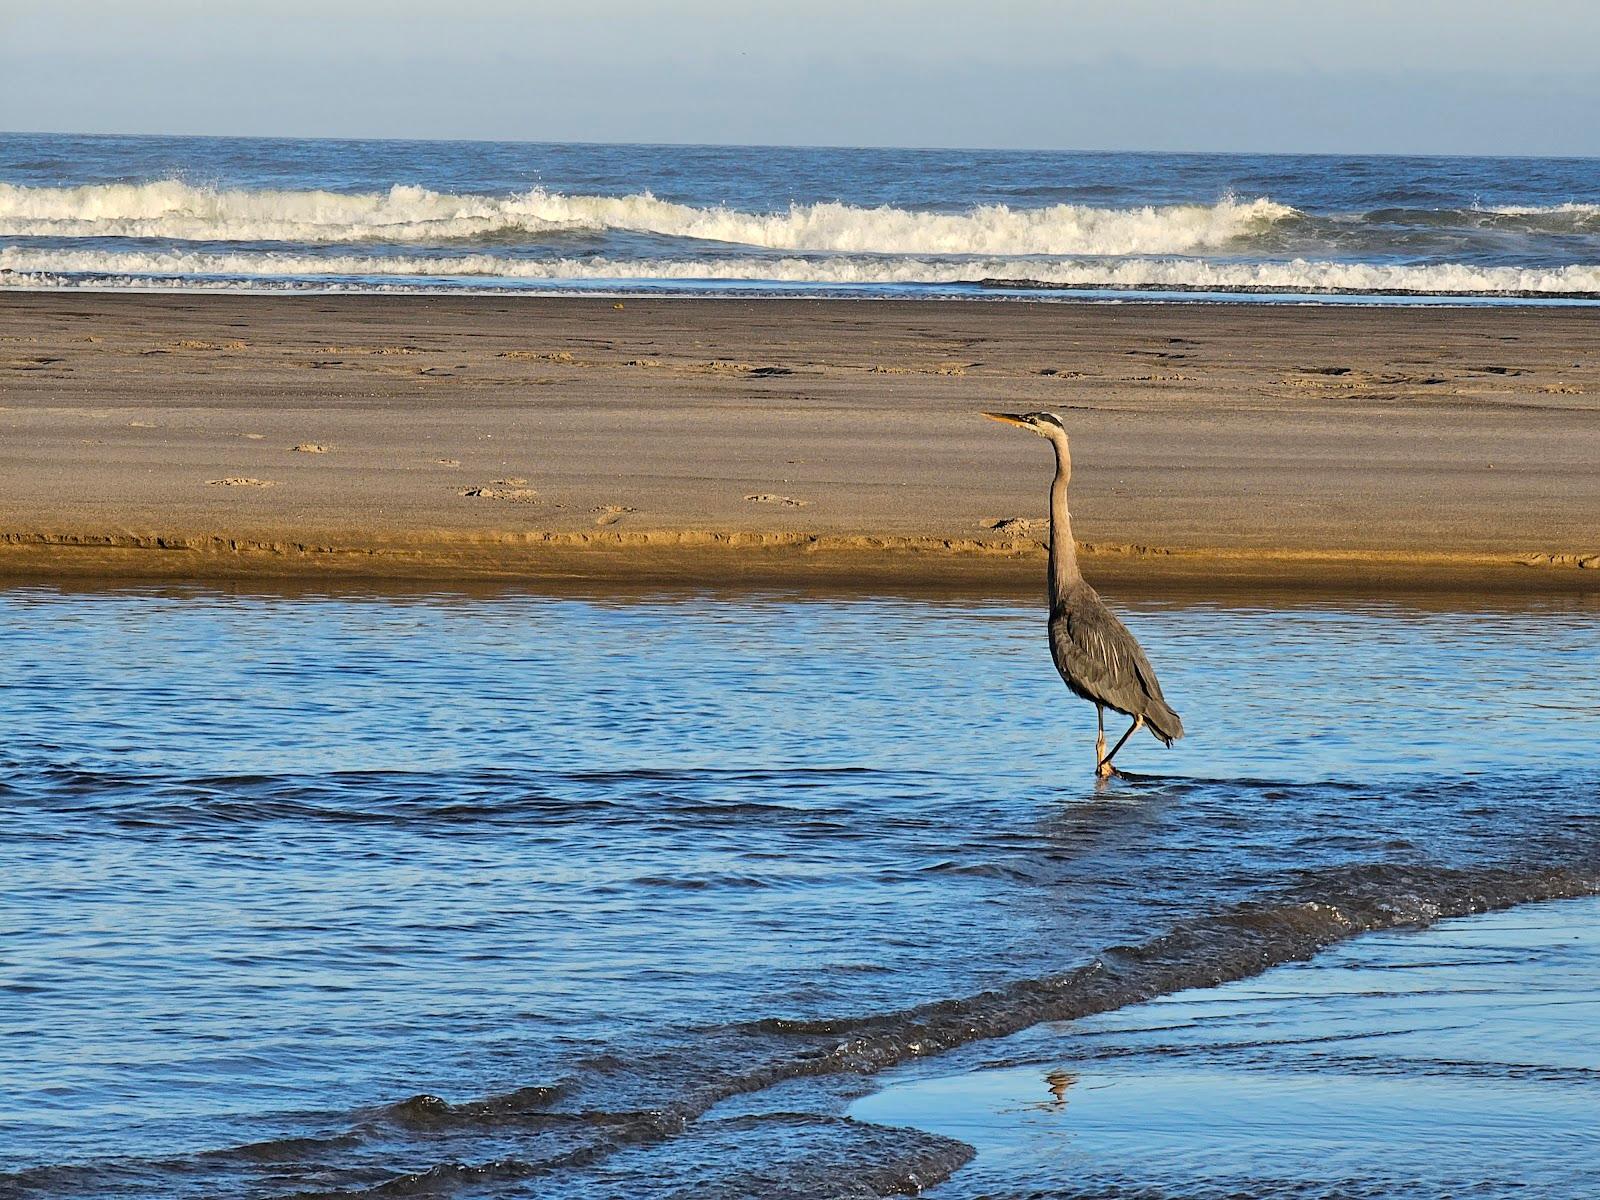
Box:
854 897 1600 1198
3 585 1597 1198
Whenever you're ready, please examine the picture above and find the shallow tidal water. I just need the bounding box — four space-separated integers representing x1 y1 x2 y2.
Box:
2 584 1597 1198
853 896 1600 1199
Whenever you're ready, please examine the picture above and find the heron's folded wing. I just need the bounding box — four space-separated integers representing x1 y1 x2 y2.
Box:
1049 598 1150 713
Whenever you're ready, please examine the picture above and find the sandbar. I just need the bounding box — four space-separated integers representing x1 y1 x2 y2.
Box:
1 292 1596 591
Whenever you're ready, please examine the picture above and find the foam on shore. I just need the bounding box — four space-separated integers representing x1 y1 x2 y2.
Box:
8 244 1600 298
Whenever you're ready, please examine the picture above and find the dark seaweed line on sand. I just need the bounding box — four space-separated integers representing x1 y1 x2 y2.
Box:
7 860 1596 1200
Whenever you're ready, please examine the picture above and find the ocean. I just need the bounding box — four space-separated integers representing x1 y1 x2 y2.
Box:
3 584 1598 1198
2 134 1599 301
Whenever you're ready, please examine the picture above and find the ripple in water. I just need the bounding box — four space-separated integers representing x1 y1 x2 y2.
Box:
1 585 1596 1197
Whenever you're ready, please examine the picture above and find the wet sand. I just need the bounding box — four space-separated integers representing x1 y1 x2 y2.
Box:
1 292 1596 590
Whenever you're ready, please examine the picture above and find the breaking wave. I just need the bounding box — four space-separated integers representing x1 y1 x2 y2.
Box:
1475 200 1600 224
0 179 1294 256
6 244 1600 297
8 179 1598 301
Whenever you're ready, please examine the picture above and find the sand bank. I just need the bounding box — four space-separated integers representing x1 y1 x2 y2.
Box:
1 293 1595 591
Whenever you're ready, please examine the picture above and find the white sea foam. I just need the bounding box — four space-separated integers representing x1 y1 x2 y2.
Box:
0 180 1293 256
1476 202 1600 217
1469 201 1600 233
4 246 1599 296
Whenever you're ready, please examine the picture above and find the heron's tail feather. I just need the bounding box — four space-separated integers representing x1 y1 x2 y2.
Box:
1146 699 1184 746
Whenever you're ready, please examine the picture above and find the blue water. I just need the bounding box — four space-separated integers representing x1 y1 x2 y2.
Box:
2 134 1598 300
854 897 1600 1199
3 584 1597 1198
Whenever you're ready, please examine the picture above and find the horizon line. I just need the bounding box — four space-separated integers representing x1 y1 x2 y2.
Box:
4 129 1598 164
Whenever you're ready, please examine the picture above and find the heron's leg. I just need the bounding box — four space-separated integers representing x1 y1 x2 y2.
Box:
1097 714 1144 777
1095 706 1107 771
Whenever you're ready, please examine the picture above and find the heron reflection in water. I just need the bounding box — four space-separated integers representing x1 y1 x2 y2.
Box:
1044 1069 1078 1109
984 411 1184 777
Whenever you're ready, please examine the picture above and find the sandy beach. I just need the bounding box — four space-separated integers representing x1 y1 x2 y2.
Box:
1 292 1596 589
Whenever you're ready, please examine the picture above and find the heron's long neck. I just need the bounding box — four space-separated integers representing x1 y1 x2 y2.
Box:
1047 436 1081 603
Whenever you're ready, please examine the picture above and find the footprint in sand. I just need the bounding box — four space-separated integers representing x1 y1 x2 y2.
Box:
986 517 1041 538
744 493 807 508
207 477 276 488
499 350 576 364
460 482 539 502
318 344 418 356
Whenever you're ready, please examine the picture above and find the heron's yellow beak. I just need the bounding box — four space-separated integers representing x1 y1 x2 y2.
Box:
982 411 1030 428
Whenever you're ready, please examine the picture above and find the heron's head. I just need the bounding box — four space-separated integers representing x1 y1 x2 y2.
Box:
982 410 1067 440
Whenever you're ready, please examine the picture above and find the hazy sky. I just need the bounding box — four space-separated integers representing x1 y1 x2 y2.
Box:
5 0 1598 154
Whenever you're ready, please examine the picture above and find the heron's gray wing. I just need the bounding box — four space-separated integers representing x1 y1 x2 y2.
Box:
1048 589 1167 717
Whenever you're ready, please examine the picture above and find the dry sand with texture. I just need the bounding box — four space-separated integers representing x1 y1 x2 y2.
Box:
1 292 1596 591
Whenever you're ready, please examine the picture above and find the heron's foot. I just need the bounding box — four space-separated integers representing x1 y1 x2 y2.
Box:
1095 758 1118 779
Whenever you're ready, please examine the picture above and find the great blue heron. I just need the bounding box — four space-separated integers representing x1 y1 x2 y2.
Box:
984 411 1183 777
